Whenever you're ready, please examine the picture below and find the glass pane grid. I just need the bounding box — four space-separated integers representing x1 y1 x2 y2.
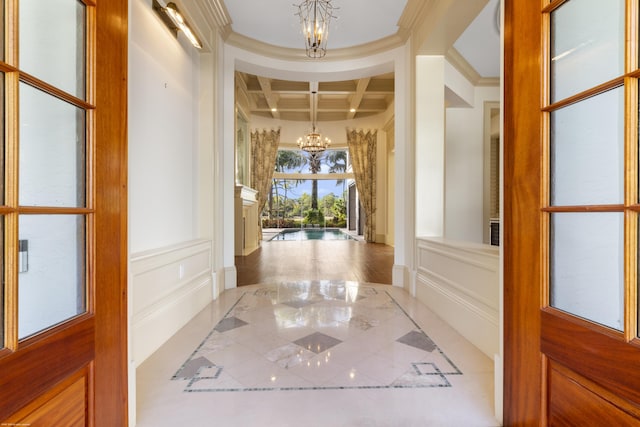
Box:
1 0 92 345
548 0 632 333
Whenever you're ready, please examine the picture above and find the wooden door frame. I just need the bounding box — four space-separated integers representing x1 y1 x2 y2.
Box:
0 0 128 424
503 0 544 424
94 0 129 425
504 1 640 423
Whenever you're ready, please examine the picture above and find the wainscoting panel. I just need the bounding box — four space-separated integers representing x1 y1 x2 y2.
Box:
415 238 499 358
131 239 213 367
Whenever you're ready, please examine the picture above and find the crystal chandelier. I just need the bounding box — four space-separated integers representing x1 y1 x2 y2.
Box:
298 92 331 152
295 0 338 59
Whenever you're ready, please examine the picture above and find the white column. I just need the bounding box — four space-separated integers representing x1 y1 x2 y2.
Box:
392 41 414 290
222 45 237 289
375 131 387 242
197 51 218 299
415 56 445 237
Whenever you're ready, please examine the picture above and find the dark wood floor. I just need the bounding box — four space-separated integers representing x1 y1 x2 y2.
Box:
235 239 394 286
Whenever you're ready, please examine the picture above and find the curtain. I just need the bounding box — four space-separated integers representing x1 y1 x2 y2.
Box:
347 129 377 242
250 128 280 240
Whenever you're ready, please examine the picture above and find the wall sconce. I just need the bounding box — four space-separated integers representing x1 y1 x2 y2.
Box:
152 0 202 49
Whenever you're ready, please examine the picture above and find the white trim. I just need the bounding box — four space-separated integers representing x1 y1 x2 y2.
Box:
130 240 213 367
413 237 499 359
272 172 354 181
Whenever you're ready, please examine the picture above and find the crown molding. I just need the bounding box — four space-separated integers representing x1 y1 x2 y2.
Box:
178 0 228 51
225 32 406 62
206 0 231 30
476 77 500 87
397 0 434 35
445 47 499 87
446 47 481 84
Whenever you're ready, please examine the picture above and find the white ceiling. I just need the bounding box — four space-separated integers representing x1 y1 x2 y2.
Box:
224 0 408 50
222 0 500 79
454 0 500 78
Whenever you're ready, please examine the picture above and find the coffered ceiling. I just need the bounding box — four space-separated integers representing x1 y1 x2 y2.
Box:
236 71 394 122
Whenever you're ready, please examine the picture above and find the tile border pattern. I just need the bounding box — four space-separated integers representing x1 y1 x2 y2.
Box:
172 283 463 392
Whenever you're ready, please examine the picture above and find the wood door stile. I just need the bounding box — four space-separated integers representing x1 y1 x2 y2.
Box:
503 0 544 423
93 0 129 424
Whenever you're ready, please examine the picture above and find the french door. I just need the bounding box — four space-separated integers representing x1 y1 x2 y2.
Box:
0 1 128 425
505 0 640 424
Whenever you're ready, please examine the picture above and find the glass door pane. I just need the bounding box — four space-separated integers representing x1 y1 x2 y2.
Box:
550 87 624 206
0 219 3 348
550 212 624 330
19 0 86 99
0 0 4 61
550 0 624 102
18 215 85 339
19 83 86 207
0 71 4 348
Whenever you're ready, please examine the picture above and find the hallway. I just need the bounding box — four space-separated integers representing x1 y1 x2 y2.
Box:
235 238 395 286
136 278 497 426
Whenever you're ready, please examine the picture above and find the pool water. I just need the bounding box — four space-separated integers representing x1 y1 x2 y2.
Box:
269 229 355 241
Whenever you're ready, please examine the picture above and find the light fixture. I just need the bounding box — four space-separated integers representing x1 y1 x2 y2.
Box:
294 0 338 59
298 91 331 152
153 0 202 49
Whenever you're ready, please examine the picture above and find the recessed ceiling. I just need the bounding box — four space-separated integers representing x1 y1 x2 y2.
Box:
224 0 409 50
222 0 500 122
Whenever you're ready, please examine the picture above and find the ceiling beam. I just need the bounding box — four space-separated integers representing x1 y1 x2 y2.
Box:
309 82 319 123
257 76 280 119
347 77 370 119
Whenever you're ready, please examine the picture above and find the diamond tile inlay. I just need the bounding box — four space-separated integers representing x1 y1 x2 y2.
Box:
214 316 248 333
171 282 463 393
396 330 437 352
173 356 214 380
293 332 342 354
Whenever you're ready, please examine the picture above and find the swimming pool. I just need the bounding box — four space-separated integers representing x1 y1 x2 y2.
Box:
269 228 355 241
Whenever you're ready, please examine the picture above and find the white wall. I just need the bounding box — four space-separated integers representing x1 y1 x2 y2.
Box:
415 56 446 237
129 0 201 254
386 123 395 246
445 85 500 243
128 3 211 423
